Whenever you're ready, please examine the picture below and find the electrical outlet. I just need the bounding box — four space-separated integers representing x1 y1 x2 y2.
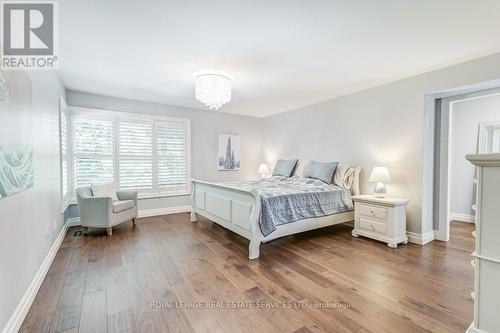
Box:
45 229 51 239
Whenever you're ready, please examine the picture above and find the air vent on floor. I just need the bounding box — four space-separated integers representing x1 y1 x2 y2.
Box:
73 230 82 237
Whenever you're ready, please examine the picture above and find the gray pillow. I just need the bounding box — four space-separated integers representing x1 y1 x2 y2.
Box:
305 161 339 184
272 159 298 177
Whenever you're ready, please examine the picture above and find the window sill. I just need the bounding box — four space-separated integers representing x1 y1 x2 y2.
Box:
65 191 191 207
138 191 191 199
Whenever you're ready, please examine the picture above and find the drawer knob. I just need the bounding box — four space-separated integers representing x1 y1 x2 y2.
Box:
370 224 375 231
370 210 374 215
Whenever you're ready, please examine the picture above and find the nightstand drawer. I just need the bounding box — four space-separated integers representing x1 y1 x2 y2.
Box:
359 218 387 234
359 204 388 221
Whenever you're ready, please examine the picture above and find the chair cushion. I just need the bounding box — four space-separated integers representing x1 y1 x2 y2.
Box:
91 183 118 201
112 200 135 213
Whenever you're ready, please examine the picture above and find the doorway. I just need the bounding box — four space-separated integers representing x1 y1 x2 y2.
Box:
434 89 500 241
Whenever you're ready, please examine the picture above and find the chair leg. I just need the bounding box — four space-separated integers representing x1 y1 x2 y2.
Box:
132 218 136 226
106 227 112 236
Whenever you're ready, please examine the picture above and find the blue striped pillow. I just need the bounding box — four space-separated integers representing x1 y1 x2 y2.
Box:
305 161 339 184
272 159 298 177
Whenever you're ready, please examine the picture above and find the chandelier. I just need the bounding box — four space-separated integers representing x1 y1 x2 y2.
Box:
0 72 10 101
194 70 232 110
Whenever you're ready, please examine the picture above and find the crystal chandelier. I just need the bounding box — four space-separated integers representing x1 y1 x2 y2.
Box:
0 72 10 101
194 70 232 110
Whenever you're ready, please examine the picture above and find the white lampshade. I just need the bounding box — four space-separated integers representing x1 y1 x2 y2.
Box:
258 163 269 177
369 167 392 183
194 70 232 110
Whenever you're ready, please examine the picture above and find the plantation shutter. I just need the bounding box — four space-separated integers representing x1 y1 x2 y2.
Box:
72 117 114 188
157 121 188 188
118 120 153 189
60 111 69 199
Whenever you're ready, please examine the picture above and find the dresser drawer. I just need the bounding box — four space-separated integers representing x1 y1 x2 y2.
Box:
359 204 388 221
359 218 387 234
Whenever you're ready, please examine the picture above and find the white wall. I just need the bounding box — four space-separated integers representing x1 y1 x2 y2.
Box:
450 93 500 217
0 71 65 330
65 90 263 212
263 52 500 234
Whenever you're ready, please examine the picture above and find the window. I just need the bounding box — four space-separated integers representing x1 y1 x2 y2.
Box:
70 108 190 197
59 97 71 206
157 121 188 189
118 120 153 189
72 117 115 188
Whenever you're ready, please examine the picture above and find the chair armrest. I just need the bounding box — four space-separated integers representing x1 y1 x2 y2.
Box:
78 197 113 227
117 190 138 207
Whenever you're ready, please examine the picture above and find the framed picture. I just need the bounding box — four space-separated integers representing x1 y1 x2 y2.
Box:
218 134 240 171
0 71 34 198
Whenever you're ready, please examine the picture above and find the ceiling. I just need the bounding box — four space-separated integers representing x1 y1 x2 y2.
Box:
60 0 500 117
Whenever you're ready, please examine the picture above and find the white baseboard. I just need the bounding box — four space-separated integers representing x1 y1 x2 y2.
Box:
407 230 435 245
138 205 191 218
2 220 70 333
467 323 488 333
450 212 475 223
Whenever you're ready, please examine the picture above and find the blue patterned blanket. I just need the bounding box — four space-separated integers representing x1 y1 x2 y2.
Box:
224 176 354 236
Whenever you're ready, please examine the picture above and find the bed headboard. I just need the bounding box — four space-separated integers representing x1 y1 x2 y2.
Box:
351 167 362 196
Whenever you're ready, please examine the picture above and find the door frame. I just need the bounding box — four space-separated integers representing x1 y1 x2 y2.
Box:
478 121 500 154
434 89 500 241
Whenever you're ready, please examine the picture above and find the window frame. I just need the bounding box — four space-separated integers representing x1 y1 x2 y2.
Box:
59 97 72 211
67 106 191 199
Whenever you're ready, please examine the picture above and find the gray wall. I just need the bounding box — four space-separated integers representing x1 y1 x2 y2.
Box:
451 93 500 216
66 90 264 212
0 72 65 330
262 52 500 234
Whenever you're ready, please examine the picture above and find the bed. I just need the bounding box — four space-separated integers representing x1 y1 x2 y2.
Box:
190 167 361 259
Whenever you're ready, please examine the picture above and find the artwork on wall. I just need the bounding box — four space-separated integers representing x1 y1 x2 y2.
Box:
0 70 34 198
218 134 240 171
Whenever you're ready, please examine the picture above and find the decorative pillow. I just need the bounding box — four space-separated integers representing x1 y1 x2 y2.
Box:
305 161 339 184
91 183 118 201
272 159 298 177
333 163 356 190
292 160 311 177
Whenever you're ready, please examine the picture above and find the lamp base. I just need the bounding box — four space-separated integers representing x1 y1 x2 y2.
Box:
373 182 387 198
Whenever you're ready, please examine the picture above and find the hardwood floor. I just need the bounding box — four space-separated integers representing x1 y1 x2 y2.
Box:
20 217 474 333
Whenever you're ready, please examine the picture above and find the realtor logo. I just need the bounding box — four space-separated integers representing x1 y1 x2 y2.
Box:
1 1 59 69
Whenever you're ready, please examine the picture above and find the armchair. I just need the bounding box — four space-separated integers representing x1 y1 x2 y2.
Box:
76 186 138 236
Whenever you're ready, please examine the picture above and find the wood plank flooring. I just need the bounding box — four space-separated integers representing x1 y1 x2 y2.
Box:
20 216 474 333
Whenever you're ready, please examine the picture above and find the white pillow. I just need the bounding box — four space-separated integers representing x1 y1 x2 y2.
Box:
292 160 311 177
91 183 118 201
333 163 356 190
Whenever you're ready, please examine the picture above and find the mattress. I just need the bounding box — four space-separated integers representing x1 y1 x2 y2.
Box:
223 176 354 236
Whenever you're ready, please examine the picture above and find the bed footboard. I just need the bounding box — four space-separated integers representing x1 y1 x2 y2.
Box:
191 179 261 258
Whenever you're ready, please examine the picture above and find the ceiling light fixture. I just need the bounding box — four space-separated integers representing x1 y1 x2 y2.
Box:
194 70 232 111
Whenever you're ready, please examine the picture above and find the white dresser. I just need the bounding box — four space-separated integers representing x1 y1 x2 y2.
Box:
351 195 409 248
466 154 500 333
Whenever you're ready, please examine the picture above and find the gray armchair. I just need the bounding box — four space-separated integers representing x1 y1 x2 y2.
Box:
76 187 138 236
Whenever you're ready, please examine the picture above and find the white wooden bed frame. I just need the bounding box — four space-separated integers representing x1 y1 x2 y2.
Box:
190 168 361 259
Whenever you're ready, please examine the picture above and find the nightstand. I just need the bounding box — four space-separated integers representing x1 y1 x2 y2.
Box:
351 195 409 248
